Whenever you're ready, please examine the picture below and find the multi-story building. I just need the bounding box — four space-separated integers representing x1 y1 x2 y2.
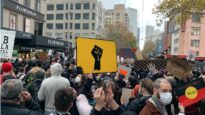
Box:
178 16 205 57
165 15 205 57
41 0 104 48
126 8 138 37
145 25 154 40
104 4 129 27
1 0 68 57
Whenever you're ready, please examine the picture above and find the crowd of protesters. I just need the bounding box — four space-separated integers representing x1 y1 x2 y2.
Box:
1 56 205 115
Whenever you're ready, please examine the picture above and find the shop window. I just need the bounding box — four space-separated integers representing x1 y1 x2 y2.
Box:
47 5 54 11
56 14 64 20
47 14 54 20
83 13 89 19
56 4 64 10
56 23 63 29
9 14 17 30
23 18 31 33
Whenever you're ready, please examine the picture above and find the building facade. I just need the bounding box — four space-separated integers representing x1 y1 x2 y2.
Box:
41 0 104 48
1 0 68 57
145 25 154 40
165 15 205 57
104 4 129 27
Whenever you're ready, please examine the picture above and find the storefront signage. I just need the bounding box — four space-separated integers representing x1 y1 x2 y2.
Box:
48 40 64 46
2 0 44 21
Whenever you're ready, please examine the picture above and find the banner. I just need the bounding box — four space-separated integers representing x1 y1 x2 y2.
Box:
76 37 117 73
133 59 167 70
0 30 16 59
175 78 205 107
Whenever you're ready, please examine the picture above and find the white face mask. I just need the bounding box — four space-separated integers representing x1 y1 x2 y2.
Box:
75 76 81 83
159 92 172 105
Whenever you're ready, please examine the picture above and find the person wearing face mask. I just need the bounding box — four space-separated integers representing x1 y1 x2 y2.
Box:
139 78 185 115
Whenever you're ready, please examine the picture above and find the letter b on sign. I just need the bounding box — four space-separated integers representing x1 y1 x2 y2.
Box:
3 36 9 44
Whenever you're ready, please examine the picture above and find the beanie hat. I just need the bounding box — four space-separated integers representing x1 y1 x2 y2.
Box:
2 62 13 73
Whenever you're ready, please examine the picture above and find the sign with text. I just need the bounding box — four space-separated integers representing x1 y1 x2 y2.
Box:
76 38 117 73
118 65 132 78
0 30 16 59
175 78 205 107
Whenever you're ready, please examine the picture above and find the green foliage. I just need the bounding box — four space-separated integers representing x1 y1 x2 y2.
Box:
153 0 205 26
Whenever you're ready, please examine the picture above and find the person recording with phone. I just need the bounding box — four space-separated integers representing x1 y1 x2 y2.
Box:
1 79 43 115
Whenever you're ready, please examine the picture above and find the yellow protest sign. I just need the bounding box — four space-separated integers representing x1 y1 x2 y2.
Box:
76 37 117 73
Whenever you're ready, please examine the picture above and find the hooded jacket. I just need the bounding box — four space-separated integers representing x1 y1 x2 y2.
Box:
38 63 70 112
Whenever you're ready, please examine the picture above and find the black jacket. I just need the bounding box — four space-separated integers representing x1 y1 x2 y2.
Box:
127 96 151 115
1 99 43 115
90 107 122 115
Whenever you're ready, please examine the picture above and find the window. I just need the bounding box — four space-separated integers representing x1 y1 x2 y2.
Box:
83 23 89 30
174 48 178 53
196 51 199 56
75 33 80 37
191 40 200 47
116 13 120 16
65 32 68 39
70 13 73 20
75 13 81 20
83 13 89 19
56 23 63 29
65 23 68 29
46 32 52 37
35 0 40 11
75 3 81 10
192 14 201 23
47 5 54 11
70 23 73 29
92 3 95 9
83 3 90 9
24 18 31 32
9 14 17 30
46 23 53 29
56 14 64 20
66 4 69 10
55 33 64 40
24 0 30 8
75 23 80 29
70 32 73 39
174 38 179 44
47 14 54 20
192 27 200 35
65 13 69 20
56 4 64 10
92 23 95 30
70 3 73 10
92 13 95 20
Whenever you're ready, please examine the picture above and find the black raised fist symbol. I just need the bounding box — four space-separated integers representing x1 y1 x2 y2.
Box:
91 45 103 70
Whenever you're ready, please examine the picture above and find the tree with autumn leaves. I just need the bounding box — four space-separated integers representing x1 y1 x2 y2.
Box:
104 23 137 51
142 40 155 58
153 0 205 26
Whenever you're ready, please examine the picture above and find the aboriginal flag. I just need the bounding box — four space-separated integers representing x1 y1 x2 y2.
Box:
175 78 205 107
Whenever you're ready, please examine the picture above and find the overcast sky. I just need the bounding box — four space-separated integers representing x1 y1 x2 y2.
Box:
101 0 163 50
